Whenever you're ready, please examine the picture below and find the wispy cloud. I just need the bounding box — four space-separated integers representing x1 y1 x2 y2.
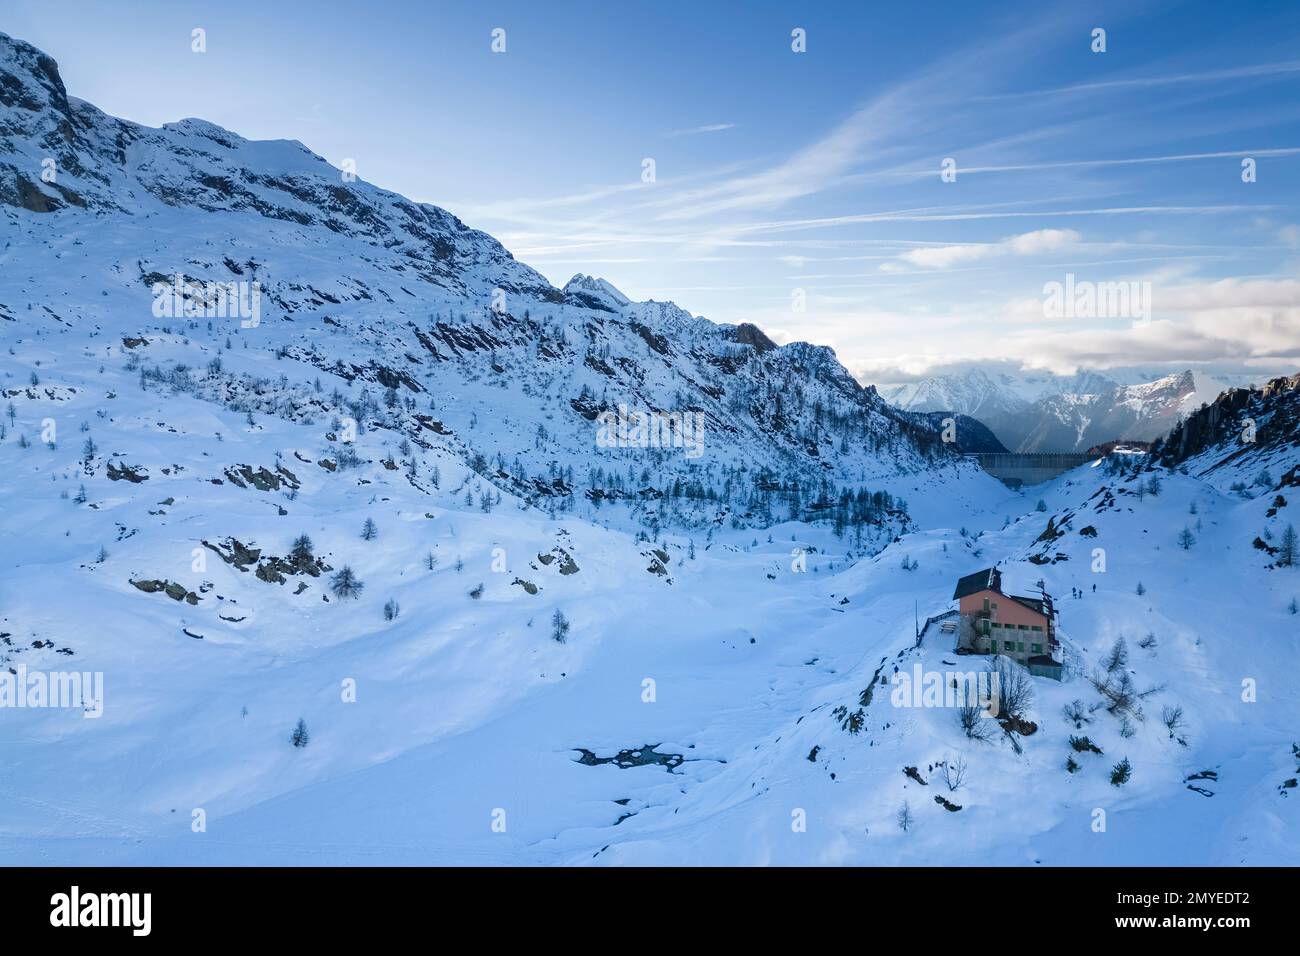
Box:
426 9 1300 382
736 205 1278 236
667 123 736 137
892 147 1300 181
987 59 1300 100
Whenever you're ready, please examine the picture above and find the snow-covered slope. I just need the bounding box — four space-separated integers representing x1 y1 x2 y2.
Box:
4 363 1296 865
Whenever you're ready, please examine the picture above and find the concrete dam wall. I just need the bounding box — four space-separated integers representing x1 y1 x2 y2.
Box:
967 452 1095 488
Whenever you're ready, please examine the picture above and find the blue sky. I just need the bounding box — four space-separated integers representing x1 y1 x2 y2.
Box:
7 0 1300 385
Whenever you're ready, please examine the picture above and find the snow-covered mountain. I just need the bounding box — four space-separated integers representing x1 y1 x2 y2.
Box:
1018 370 1198 453
884 366 1044 425
561 273 631 313
886 366 1206 453
0 29 987 540
2 31 1297 868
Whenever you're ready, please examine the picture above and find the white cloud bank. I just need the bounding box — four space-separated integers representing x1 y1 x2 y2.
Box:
883 228 1081 270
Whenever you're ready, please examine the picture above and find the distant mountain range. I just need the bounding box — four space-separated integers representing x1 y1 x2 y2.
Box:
882 366 1253 453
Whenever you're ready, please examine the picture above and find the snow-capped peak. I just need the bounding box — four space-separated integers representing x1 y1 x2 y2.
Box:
562 274 631 312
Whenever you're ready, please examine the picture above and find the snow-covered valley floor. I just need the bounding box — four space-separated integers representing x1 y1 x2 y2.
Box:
2 352 1296 866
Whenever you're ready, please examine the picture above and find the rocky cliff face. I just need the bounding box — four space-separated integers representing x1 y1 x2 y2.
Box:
1156 374 1300 472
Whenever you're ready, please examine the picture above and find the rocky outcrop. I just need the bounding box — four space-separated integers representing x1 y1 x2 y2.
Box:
202 537 330 583
107 461 148 482
1156 374 1300 468
130 578 200 604
222 464 300 492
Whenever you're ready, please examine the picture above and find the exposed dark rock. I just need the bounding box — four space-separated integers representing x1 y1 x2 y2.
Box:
223 464 300 492
575 745 684 772
729 322 777 353
107 461 148 482
130 578 200 604
203 536 330 583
